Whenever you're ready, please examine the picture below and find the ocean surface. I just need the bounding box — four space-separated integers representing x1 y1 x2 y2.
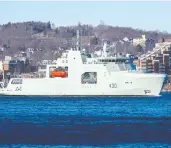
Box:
0 93 171 148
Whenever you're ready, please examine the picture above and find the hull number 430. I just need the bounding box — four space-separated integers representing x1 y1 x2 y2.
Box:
109 83 117 88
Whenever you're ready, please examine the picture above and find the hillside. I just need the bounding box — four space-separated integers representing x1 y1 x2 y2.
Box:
0 21 171 61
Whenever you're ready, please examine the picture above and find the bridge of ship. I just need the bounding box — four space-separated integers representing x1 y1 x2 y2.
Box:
84 56 136 71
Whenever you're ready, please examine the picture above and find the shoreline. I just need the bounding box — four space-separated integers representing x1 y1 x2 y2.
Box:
162 83 171 92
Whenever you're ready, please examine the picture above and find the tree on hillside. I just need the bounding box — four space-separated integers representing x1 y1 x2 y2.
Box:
51 23 55 30
90 37 99 45
43 30 47 36
47 21 51 30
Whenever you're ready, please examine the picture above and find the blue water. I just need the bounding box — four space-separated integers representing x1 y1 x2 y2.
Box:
0 93 171 148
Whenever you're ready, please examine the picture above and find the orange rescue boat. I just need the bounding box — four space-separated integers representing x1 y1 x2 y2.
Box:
51 70 67 78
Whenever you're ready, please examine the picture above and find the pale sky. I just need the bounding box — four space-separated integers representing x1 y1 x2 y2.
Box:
0 1 171 32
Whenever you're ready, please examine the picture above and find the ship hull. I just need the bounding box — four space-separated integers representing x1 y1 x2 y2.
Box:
0 72 166 97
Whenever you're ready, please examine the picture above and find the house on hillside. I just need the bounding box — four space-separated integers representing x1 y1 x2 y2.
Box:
133 35 146 48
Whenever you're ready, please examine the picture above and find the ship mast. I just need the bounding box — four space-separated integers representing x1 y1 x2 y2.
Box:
76 30 82 51
76 30 80 51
